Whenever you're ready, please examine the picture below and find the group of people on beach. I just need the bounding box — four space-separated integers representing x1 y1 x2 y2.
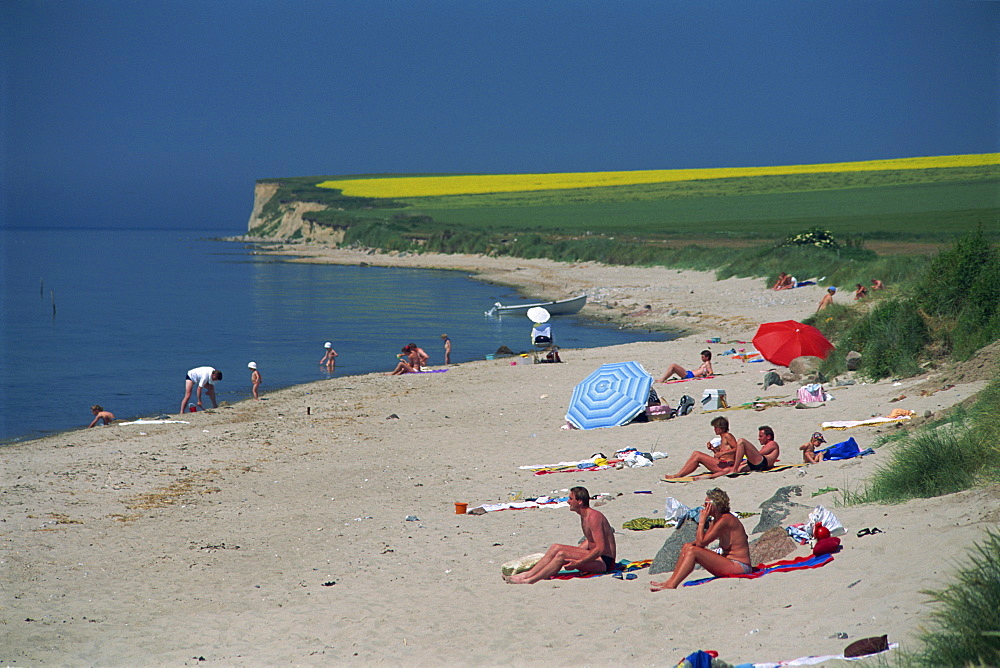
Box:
505 482 751 591
509 415 834 588
89 334 459 425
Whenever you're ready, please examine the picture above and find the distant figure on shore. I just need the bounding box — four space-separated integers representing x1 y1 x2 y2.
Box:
666 415 737 478
388 347 416 375
649 488 751 590
854 283 868 300
88 404 115 427
408 342 429 368
505 486 617 584
657 349 713 382
772 272 794 290
628 304 653 316
817 287 836 311
800 431 826 463
871 278 884 291
248 362 261 400
441 334 452 365
319 342 338 371
180 366 222 413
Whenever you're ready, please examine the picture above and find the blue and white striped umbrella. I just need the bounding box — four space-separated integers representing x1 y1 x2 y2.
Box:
565 361 654 430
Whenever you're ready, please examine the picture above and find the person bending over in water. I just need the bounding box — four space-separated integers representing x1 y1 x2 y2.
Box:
506 486 617 584
650 487 751 590
657 349 713 383
88 405 115 427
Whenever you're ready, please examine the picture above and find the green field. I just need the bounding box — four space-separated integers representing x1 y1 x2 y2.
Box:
276 164 998 244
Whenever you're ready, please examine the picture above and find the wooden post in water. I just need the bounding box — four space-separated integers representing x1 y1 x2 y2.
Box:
40 278 44 299
51 290 56 318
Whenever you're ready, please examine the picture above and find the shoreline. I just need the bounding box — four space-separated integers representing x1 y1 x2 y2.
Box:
5 242 998 665
236 238 828 340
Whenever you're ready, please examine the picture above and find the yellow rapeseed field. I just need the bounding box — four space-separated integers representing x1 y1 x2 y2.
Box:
317 153 1000 198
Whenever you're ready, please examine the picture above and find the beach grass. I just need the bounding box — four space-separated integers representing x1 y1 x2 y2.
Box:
843 379 1000 505
893 531 1000 667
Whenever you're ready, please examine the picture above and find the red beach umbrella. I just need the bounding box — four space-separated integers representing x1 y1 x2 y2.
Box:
752 320 835 368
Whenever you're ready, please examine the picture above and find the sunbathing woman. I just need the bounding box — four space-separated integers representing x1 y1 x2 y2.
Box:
649 487 751 590
657 350 713 383
666 416 737 478
387 347 416 375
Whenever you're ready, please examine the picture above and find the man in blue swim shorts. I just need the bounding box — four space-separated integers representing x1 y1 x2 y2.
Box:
657 350 714 383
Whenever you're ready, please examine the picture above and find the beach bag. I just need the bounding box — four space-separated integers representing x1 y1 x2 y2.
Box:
808 505 846 537
676 395 695 416
819 436 860 461
797 383 826 403
664 497 690 522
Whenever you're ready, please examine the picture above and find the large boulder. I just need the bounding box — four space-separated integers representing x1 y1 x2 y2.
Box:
846 350 862 371
649 519 699 575
752 485 809 534
749 526 799 565
788 356 824 378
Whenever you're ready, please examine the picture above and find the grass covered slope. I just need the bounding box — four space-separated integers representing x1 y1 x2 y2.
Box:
261 155 1000 248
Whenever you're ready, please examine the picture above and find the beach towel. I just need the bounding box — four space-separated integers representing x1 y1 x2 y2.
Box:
682 553 833 586
818 437 860 461
471 498 570 513
822 415 912 430
661 462 805 483
551 558 652 580
118 419 189 425
662 375 716 384
751 642 898 667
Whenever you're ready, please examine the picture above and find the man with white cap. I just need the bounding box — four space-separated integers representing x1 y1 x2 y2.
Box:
180 366 222 413
319 342 338 371
248 362 261 400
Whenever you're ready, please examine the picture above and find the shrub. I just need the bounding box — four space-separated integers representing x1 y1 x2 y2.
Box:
904 531 1000 667
844 378 1000 505
841 298 929 379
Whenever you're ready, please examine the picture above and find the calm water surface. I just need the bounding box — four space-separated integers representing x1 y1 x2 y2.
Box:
0 227 674 444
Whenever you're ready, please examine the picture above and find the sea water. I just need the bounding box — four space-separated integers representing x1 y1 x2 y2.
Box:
0 227 673 444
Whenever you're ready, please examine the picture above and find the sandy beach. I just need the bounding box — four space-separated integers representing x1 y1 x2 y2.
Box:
3 247 998 666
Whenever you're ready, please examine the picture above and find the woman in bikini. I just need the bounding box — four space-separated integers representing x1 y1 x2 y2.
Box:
650 487 752 590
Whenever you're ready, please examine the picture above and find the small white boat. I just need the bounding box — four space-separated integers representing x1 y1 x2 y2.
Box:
485 294 587 317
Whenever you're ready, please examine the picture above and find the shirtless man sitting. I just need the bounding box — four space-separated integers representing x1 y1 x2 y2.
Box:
505 486 617 584
650 487 751 590
729 425 780 475
657 349 714 383
666 416 738 478
772 272 794 290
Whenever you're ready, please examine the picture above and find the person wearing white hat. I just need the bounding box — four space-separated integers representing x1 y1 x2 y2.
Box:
319 342 338 371
248 362 261 400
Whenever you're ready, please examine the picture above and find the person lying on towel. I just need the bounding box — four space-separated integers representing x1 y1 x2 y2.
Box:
657 349 714 382
650 488 751 590
505 486 617 584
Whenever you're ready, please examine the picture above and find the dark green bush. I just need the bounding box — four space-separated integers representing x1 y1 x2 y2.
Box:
906 531 1000 667
842 298 929 379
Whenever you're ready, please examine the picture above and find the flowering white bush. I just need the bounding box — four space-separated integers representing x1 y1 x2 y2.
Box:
781 228 839 249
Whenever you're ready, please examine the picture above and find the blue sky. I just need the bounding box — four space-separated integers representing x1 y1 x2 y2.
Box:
3 1 997 232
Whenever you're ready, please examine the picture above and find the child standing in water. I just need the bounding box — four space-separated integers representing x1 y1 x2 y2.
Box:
441 333 452 365
88 405 115 427
319 342 338 371
248 362 262 400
